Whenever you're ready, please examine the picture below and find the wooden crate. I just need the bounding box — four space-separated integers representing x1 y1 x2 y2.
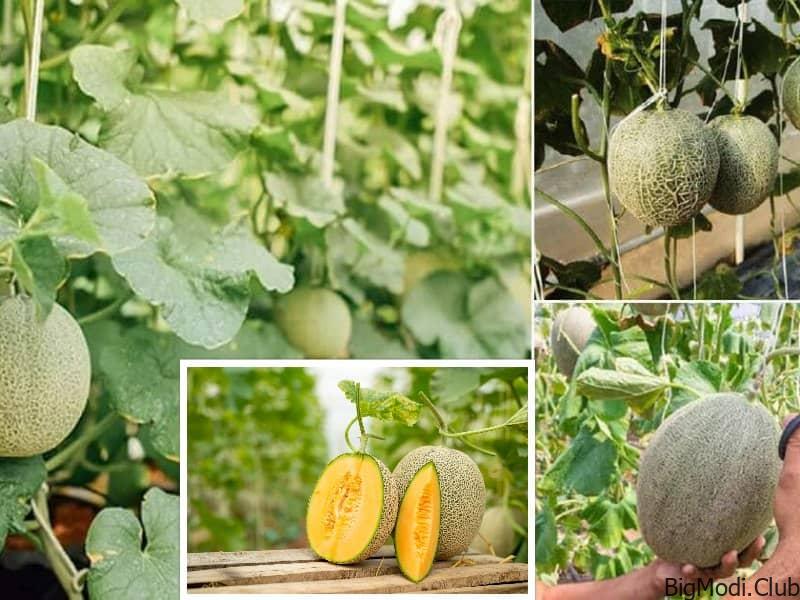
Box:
188 546 528 594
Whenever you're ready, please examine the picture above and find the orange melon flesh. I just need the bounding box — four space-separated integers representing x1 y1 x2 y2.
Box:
395 462 441 582
306 454 383 563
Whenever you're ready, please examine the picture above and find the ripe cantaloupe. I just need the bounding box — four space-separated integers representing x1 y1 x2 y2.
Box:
395 462 441 582
306 453 398 564
275 287 352 358
0 296 91 457
550 306 595 377
608 108 719 227
393 446 486 571
636 393 781 567
708 115 778 215
783 57 800 130
469 506 526 557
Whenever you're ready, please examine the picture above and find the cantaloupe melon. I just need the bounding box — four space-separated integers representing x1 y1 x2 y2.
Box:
636 393 781 567
608 108 719 227
393 446 485 567
275 287 352 358
0 296 91 457
395 462 441 582
708 115 778 215
550 306 595 377
469 506 526 557
632 302 676 317
783 57 800 130
306 453 398 564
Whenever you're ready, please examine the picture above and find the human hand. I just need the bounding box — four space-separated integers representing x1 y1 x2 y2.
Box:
775 414 800 549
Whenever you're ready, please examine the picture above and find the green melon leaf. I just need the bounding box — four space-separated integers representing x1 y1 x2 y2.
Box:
0 456 46 549
86 488 178 600
540 0 633 32
431 368 483 403
541 428 617 496
263 172 345 228
176 0 244 22
111 206 294 349
10 236 67 317
348 316 416 359
575 367 668 403
70 45 259 178
534 507 557 568
0 119 154 256
337 380 420 426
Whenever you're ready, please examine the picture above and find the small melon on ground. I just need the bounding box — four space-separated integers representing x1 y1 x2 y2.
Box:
469 506 526 557
708 115 778 215
783 57 800 130
0 296 91 457
306 453 398 564
608 108 719 227
636 393 781 567
550 306 596 377
393 446 486 581
275 287 352 358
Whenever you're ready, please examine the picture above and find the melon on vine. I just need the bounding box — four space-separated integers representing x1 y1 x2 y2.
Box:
550 306 595 377
608 108 719 227
783 56 800 130
469 506 526 557
0 296 91 457
275 286 352 358
636 393 781 567
708 115 778 215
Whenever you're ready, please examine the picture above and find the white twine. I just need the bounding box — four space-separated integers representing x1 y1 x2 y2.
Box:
691 217 697 300
658 0 668 95
25 0 45 121
783 212 790 298
321 0 348 187
704 17 741 124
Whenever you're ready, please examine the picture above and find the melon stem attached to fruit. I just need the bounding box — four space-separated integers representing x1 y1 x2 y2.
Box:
418 392 494 456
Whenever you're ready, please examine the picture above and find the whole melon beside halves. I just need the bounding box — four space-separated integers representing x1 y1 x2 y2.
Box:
636 393 781 568
783 57 800 130
550 306 596 377
469 506 526 557
0 296 91 457
392 445 486 582
708 115 778 215
275 287 352 359
608 108 719 227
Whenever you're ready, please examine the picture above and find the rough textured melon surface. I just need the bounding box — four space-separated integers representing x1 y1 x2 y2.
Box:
637 393 781 567
275 287 352 358
306 453 398 564
708 115 778 214
469 506 525 557
609 108 719 227
0 296 91 457
783 57 800 130
550 306 595 377
393 446 485 559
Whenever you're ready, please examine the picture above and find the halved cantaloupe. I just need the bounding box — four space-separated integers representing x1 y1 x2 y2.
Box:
395 462 441 582
306 453 398 564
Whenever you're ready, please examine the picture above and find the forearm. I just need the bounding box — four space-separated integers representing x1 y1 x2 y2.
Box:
538 565 663 600
724 540 800 600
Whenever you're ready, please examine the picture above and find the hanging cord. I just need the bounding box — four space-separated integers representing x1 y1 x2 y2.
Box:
783 212 790 297
691 218 697 299
321 0 347 187
533 246 545 301
25 0 45 121
429 0 462 202
704 17 741 124
658 0 668 96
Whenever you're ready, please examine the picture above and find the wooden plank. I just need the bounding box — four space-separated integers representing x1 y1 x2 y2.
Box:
188 554 506 587
425 583 528 594
188 563 528 594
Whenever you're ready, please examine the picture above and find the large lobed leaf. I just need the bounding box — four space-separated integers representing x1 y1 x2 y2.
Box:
0 457 46 549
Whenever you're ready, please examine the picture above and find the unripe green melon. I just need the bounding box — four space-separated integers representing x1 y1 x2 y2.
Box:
632 302 677 317
469 506 526 557
550 306 595 377
393 446 486 559
708 115 778 215
783 57 800 130
0 296 91 457
275 287 352 358
637 393 781 567
609 108 719 227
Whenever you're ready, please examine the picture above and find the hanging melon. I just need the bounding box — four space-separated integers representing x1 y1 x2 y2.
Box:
275 287 352 358
783 56 800 130
636 393 781 567
306 453 398 564
708 115 778 215
608 108 719 227
469 506 526 557
550 306 595 377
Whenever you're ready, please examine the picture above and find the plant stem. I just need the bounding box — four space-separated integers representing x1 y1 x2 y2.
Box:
24 0 44 121
536 188 613 263
45 412 117 472
599 57 622 299
343 417 358 453
321 0 347 187
31 486 82 600
77 294 131 326
418 392 495 456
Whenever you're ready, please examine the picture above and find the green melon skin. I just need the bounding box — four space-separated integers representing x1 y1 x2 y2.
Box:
307 453 399 564
636 393 781 568
393 446 486 559
469 506 526 557
708 115 778 215
609 108 720 227
550 306 595 377
783 57 800 130
275 287 352 358
0 296 91 457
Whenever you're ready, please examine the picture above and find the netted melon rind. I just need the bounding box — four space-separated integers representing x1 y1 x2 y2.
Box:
609 108 720 227
0 297 91 457
709 115 778 215
783 57 800 130
393 445 486 559
636 393 781 567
